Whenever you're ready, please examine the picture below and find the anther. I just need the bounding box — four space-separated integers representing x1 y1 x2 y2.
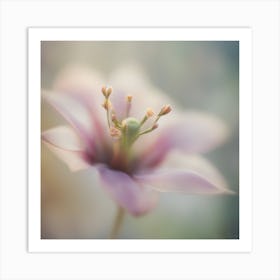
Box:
111 114 122 128
126 95 133 117
110 127 121 138
158 105 172 116
101 86 112 98
146 108 155 118
138 123 159 136
152 123 159 130
111 113 117 122
106 87 112 97
140 108 155 126
102 99 112 110
101 86 107 97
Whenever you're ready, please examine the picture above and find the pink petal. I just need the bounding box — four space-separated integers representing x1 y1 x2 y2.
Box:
42 90 107 153
108 65 173 121
53 65 105 98
159 152 232 192
139 111 229 168
96 166 159 216
135 169 232 194
109 65 148 120
52 66 107 134
42 126 84 151
134 153 233 194
42 126 92 172
42 142 91 172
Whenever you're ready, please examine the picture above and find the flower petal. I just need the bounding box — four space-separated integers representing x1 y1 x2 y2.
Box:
42 126 93 172
42 142 91 172
96 166 159 216
42 126 84 151
53 65 105 98
139 111 229 168
160 152 232 192
52 65 107 132
108 65 173 121
134 152 233 194
135 170 232 194
42 89 110 155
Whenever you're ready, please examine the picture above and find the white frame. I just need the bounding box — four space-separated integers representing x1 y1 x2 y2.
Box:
1 1 279 279
28 27 252 253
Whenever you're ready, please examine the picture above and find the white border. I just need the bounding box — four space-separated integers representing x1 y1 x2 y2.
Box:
1 1 279 279
28 27 252 253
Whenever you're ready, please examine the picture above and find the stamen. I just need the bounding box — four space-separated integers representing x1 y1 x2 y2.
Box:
127 95 133 102
111 113 117 122
152 123 159 130
137 106 171 139
106 87 112 97
101 86 113 128
140 116 148 126
140 108 155 126
106 107 111 128
101 86 107 97
110 127 121 138
154 105 172 124
102 99 112 110
126 95 133 117
158 104 172 116
146 108 155 117
111 114 122 129
102 86 112 98
101 86 171 153
138 123 158 136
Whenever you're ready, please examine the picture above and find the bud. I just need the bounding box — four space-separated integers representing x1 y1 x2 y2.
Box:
158 105 172 116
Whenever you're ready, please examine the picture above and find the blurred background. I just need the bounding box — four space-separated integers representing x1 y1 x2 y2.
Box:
41 41 239 239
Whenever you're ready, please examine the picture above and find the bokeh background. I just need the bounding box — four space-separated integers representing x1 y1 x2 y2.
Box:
41 41 239 239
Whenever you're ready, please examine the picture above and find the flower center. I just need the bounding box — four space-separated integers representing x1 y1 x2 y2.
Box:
101 85 171 172
121 117 141 147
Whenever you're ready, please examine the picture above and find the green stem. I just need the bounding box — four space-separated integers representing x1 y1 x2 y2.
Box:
109 206 125 239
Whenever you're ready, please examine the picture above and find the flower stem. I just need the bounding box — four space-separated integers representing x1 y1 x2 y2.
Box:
109 206 125 239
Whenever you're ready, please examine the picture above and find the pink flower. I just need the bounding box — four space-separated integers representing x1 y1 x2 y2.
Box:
42 66 233 217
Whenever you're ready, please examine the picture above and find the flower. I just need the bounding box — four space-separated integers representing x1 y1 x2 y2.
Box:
42 65 233 217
